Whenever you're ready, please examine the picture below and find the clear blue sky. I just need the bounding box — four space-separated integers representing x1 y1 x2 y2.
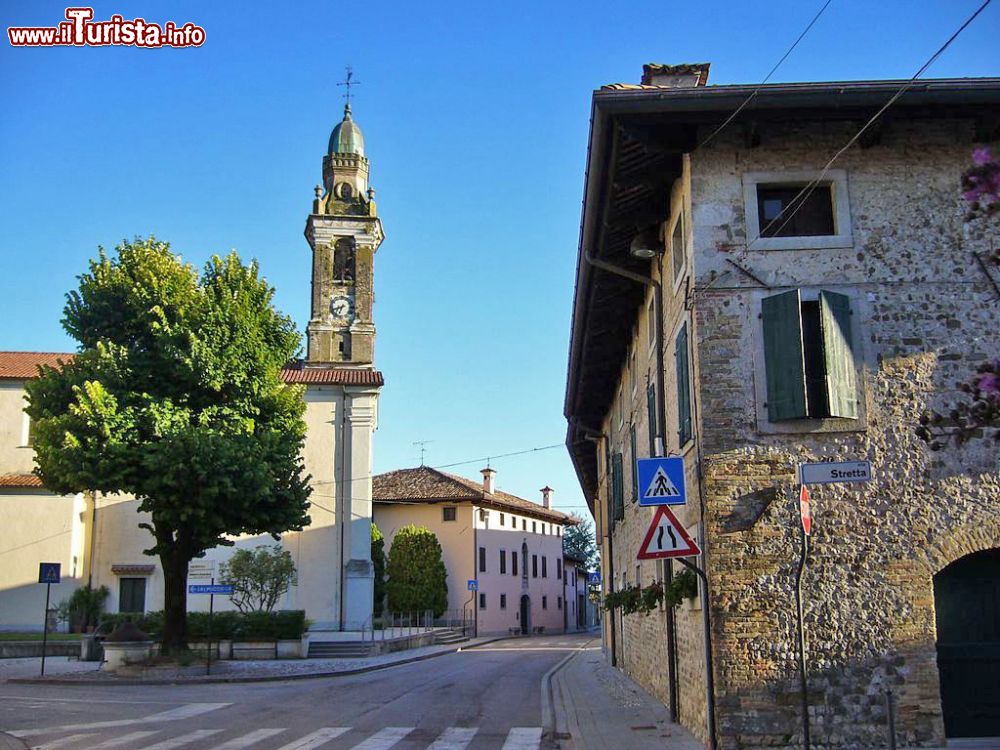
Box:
1 1 996 519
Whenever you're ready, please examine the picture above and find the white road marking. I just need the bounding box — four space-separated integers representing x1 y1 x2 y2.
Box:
273 728 351 750
209 728 286 749
90 731 162 748
501 727 543 750
427 726 478 750
10 703 232 738
349 727 414 750
31 734 97 749
135 729 224 750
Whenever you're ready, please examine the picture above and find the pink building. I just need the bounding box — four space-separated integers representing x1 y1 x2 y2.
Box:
373 467 575 635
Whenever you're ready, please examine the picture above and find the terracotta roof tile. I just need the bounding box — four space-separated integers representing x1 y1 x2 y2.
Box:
0 474 44 488
0 352 383 388
373 466 575 525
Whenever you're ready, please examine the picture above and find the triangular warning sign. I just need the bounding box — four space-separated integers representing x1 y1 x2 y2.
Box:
643 466 681 499
637 506 701 560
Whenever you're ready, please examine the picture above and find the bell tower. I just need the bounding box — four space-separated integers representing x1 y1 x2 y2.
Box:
305 100 384 366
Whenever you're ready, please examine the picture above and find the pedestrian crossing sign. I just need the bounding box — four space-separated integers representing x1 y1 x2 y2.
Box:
38 562 61 584
637 506 701 560
636 456 686 506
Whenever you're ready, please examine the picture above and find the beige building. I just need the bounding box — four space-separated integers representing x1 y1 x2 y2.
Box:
564 65 1000 748
0 103 386 632
372 467 575 636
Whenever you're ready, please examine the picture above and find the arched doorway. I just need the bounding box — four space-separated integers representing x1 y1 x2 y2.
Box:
520 595 531 635
934 548 1000 740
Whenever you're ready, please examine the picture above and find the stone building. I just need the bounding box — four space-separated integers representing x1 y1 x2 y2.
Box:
372 467 574 635
0 103 385 632
563 64 1000 749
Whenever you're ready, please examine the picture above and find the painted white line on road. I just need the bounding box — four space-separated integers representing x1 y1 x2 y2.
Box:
209 728 286 749
349 726 414 750
501 727 543 750
31 733 97 749
10 702 232 738
426 726 478 750
89 730 162 748
467 647 585 652
134 729 224 750
273 727 350 750
0 696 181 705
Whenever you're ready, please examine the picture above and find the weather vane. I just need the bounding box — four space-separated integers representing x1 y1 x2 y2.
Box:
338 65 361 106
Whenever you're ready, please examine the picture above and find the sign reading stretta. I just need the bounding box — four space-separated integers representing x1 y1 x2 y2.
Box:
799 460 872 485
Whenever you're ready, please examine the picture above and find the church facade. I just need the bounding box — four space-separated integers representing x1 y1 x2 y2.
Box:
0 104 384 632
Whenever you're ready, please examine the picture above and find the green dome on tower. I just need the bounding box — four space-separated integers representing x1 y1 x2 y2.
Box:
328 104 365 157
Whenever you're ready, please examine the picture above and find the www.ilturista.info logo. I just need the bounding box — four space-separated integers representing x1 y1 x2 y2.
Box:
8 7 205 48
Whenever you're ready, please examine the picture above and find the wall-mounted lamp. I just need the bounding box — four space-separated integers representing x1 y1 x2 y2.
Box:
629 228 663 259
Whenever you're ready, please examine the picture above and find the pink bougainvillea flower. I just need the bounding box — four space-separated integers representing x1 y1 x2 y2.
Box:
972 147 994 166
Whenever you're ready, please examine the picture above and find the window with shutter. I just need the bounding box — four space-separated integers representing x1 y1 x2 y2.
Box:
762 290 808 421
820 291 858 418
612 453 624 521
646 382 658 455
676 323 692 444
629 425 638 502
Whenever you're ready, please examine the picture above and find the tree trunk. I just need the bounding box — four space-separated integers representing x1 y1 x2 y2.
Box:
160 549 190 653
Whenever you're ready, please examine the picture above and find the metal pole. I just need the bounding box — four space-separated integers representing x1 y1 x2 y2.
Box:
40 582 51 677
885 689 897 750
207 578 214 676
795 523 811 750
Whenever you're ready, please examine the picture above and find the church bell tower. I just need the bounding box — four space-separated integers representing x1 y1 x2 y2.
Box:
305 99 384 366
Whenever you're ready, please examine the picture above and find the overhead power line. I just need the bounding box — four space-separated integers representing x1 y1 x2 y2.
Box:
753 0 993 244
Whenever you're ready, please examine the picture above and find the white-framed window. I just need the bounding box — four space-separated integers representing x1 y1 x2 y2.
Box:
629 348 638 395
742 170 853 251
647 296 657 355
670 210 686 289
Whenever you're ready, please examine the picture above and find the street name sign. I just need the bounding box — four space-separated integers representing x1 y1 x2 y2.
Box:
188 560 216 580
799 460 872 485
637 506 701 560
38 562 61 584
799 485 812 536
188 584 234 595
636 456 687 506
467 579 478 591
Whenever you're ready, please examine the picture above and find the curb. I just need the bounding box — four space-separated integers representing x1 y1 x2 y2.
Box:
0 732 28 750
6 636 511 687
541 636 597 745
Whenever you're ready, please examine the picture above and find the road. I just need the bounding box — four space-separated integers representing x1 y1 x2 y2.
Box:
0 634 589 750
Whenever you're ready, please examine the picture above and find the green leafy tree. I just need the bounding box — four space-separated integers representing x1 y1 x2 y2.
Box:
371 523 386 618
563 517 599 572
220 545 297 613
385 525 448 617
26 238 311 652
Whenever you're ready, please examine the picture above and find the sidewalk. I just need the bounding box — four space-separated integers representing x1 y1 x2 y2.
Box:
549 638 703 750
0 733 27 750
1 636 505 686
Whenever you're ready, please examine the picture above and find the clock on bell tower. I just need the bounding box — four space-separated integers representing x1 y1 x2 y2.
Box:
304 101 384 366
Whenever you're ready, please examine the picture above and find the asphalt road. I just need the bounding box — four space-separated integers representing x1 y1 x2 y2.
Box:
0 634 588 750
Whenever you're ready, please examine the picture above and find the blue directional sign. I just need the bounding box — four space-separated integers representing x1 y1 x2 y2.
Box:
188 584 234 595
38 562 61 584
636 456 687 507
467 579 478 591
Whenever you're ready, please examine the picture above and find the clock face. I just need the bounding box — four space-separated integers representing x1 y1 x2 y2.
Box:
330 294 354 319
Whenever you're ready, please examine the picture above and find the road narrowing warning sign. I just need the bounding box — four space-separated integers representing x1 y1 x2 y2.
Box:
637 506 701 560
636 457 687 506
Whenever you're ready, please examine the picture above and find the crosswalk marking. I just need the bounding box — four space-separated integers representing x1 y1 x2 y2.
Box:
349 726 414 750
501 727 543 750
273 727 351 750
31 734 97 749
210 728 287 749
89 731 162 748
427 726 478 750
10 703 232 738
135 729 224 750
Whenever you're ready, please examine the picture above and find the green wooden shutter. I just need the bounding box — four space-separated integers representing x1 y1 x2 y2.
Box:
675 323 692 444
762 290 807 421
646 382 658 455
612 453 624 521
819 290 858 419
629 426 639 502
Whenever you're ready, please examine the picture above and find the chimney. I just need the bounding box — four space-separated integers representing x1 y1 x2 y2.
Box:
540 486 553 509
481 467 496 494
641 62 710 88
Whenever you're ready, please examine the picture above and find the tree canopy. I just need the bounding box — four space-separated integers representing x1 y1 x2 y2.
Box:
220 545 298 613
563 517 599 572
371 522 386 618
385 525 448 617
26 238 311 651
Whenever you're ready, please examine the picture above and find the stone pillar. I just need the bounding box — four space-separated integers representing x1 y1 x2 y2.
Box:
341 387 378 630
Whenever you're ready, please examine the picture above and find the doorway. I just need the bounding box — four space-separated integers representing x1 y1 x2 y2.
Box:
934 548 1000 739
520 595 531 635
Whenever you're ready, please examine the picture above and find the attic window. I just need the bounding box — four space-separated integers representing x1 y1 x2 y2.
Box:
757 185 834 238
743 170 853 251
443 506 457 522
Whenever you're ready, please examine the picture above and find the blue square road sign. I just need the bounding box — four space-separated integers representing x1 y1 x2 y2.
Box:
38 562 61 584
636 457 687 506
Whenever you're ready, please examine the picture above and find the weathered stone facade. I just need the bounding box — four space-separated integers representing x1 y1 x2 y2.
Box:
567 73 1000 750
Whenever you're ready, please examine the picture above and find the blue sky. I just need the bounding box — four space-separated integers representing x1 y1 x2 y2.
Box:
1 1 997 518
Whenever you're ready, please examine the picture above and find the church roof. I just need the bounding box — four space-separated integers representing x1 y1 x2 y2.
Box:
328 104 365 157
373 466 575 525
0 351 384 387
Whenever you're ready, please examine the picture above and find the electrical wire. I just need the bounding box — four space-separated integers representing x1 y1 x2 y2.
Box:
752 0 993 245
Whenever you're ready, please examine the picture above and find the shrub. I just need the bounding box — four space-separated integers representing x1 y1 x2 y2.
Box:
58 585 109 632
385 525 448 617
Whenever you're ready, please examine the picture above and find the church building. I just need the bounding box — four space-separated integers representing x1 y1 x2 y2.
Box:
0 103 385 632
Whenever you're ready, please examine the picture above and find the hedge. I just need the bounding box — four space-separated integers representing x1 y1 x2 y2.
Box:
96 610 307 641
